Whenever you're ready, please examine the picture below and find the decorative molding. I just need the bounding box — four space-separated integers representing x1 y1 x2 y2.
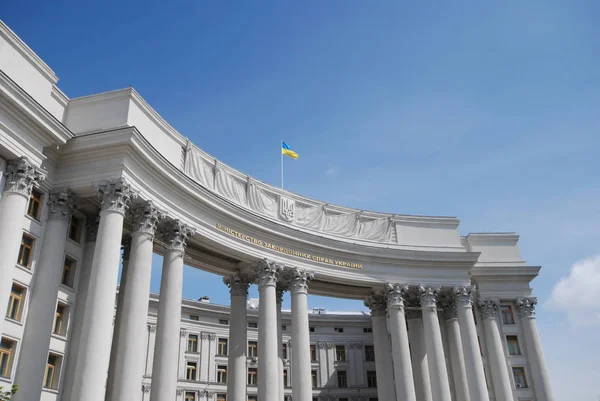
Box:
516 297 537 318
287 267 315 294
346 342 363 349
160 220 195 256
223 270 252 298
95 178 137 215
209 334 216 341
142 384 150 393
325 342 336 349
176 388 184 396
3 157 45 196
419 285 440 310
477 299 499 319
454 286 474 309
180 329 187 337
131 200 164 236
46 189 77 222
255 258 282 287
147 324 156 333
386 283 409 309
364 293 387 317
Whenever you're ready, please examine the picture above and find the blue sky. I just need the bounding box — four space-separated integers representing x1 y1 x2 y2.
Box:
3 1 600 399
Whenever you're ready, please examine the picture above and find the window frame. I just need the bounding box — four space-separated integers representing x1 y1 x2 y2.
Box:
68 216 82 242
7 284 25 321
335 345 346 361
44 354 60 389
188 334 199 353
0 338 15 378
61 256 76 288
512 367 528 388
186 361 197 380
281 343 287 359
337 370 348 388
218 338 228 356
367 370 377 388
506 335 521 356
18 233 35 268
185 392 196 401
247 367 257 385
310 344 317 362
364 345 375 362
500 305 515 325
248 341 258 358
53 303 67 336
27 188 43 220
311 369 318 388
283 369 288 387
217 365 228 384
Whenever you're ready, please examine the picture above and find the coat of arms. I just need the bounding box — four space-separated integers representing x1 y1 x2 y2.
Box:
279 196 295 222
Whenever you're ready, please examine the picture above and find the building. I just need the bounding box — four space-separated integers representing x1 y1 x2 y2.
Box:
0 19 553 401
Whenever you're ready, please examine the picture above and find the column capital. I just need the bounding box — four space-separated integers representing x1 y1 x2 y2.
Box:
142 384 151 393
94 178 137 215
386 283 409 309
516 297 537 318
285 267 315 294
180 329 187 337
131 201 164 237
364 293 387 317
418 285 440 310
85 214 100 242
223 270 253 298
147 324 156 333
453 286 474 309
477 299 499 318
254 258 282 287
3 157 46 196
160 220 195 256
47 189 78 222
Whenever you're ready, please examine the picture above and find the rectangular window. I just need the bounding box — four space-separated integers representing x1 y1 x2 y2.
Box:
217 365 227 383
248 321 258 328
62 257 76 288
512 367 528 388
188 334 198 353
219 319 229 325
248 341 258 358
247 367 257 385
365 345 375 362
44 354 60 389
310 344 317 361
0 338 15 378
68 216 81 242
7 284 25 321
336 345 346 361
363 327 372 333
506 335 521 356
309 326 315 332
281 325 286 331
367 370 377 387
53 304 66 336
185 392 196 401
311 370 318 388
334 327 344 333
283 369 288 387
216 395 226 401
281 343 287 359
27 188 43 219
18 234 35 268
218 338 228 356
186 361 197 380
337 370 347 388
501 305 515 325
190 315 199 321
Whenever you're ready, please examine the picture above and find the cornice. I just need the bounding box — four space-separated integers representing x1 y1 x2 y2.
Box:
471 265 540 283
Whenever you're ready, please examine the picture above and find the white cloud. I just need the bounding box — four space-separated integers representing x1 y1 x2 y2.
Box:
546 255 600 325
326 166 339 176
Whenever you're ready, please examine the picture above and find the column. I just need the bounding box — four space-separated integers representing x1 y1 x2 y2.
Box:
255 259 282 401
406 311 433 401
419 286 452 401
224 270 252 401
60 215 99 401
386 284 416 401
110 202 163 401
276 285 285 401
0 157 45 337
13 190 77 401
70 179 136 401
517 297 555 401
442 300 470 401
478 299 514 401
454 287 490 401
150 220 195 401
364 294 396 401
289 268 314 401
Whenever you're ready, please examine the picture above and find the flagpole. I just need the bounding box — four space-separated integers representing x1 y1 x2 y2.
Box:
281 140 284 189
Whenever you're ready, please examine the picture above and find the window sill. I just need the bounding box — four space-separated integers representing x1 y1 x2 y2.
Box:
59 283 75 293
51 333 68 341
4 317 23 326
25 214 43 226
42 387 59 394
185 351 200 355
15 264 33 274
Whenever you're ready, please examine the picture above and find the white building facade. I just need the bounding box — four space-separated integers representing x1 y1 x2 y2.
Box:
0 19 553 401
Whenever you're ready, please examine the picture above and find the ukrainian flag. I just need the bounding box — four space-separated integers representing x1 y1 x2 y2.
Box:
281 141 298 160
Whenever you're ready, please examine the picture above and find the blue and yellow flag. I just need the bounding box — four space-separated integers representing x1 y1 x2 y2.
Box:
281 142 298 160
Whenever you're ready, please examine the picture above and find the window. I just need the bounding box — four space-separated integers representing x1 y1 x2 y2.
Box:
334 327 344 333
61 257 76 288
311 370 318 388
367 370 377 387
506 336 521 356
219 319 229 325
283 369 288 386
186 361 197 380
248 397 258 401
217 365 227 383
44 354 60 389
365 345 375 362
248 321 258 328
190 315 199 321
310 344 317 361
216 395 226 401
68 216 81 242
337 370 347 388
363 327 372 333
218 338 228 356
248 341 258 358
281 343 287 359
53 304 67 336
336 345 346 361
281 325 286 331
185 392 196 401
27 188 43 219
0 338 15 378
512 367 528 388
7 284 25 321
18 234 34 268
247 367 257 385
501 305 515 325
309 326 315 332
188 334 198 352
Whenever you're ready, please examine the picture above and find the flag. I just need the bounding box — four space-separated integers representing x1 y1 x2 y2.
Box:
281 142 298 160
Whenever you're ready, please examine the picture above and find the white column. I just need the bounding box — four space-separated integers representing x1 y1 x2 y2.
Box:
224 271 252 401
276 286 285 400
13 190 76 401
478 299 514 401
150 220 195 401
255 259 282 401
517 297 555 401
454 287 490 401
419 286 452 401
70 179 136 401
289 268 314 401
0 158 45 337
386 284 416 401
406 311 433 401
110 202 163 401
365 294 397 401
60 215 99 401
442 301 470 401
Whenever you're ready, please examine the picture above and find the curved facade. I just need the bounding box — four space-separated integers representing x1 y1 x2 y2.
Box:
0 19 553 401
